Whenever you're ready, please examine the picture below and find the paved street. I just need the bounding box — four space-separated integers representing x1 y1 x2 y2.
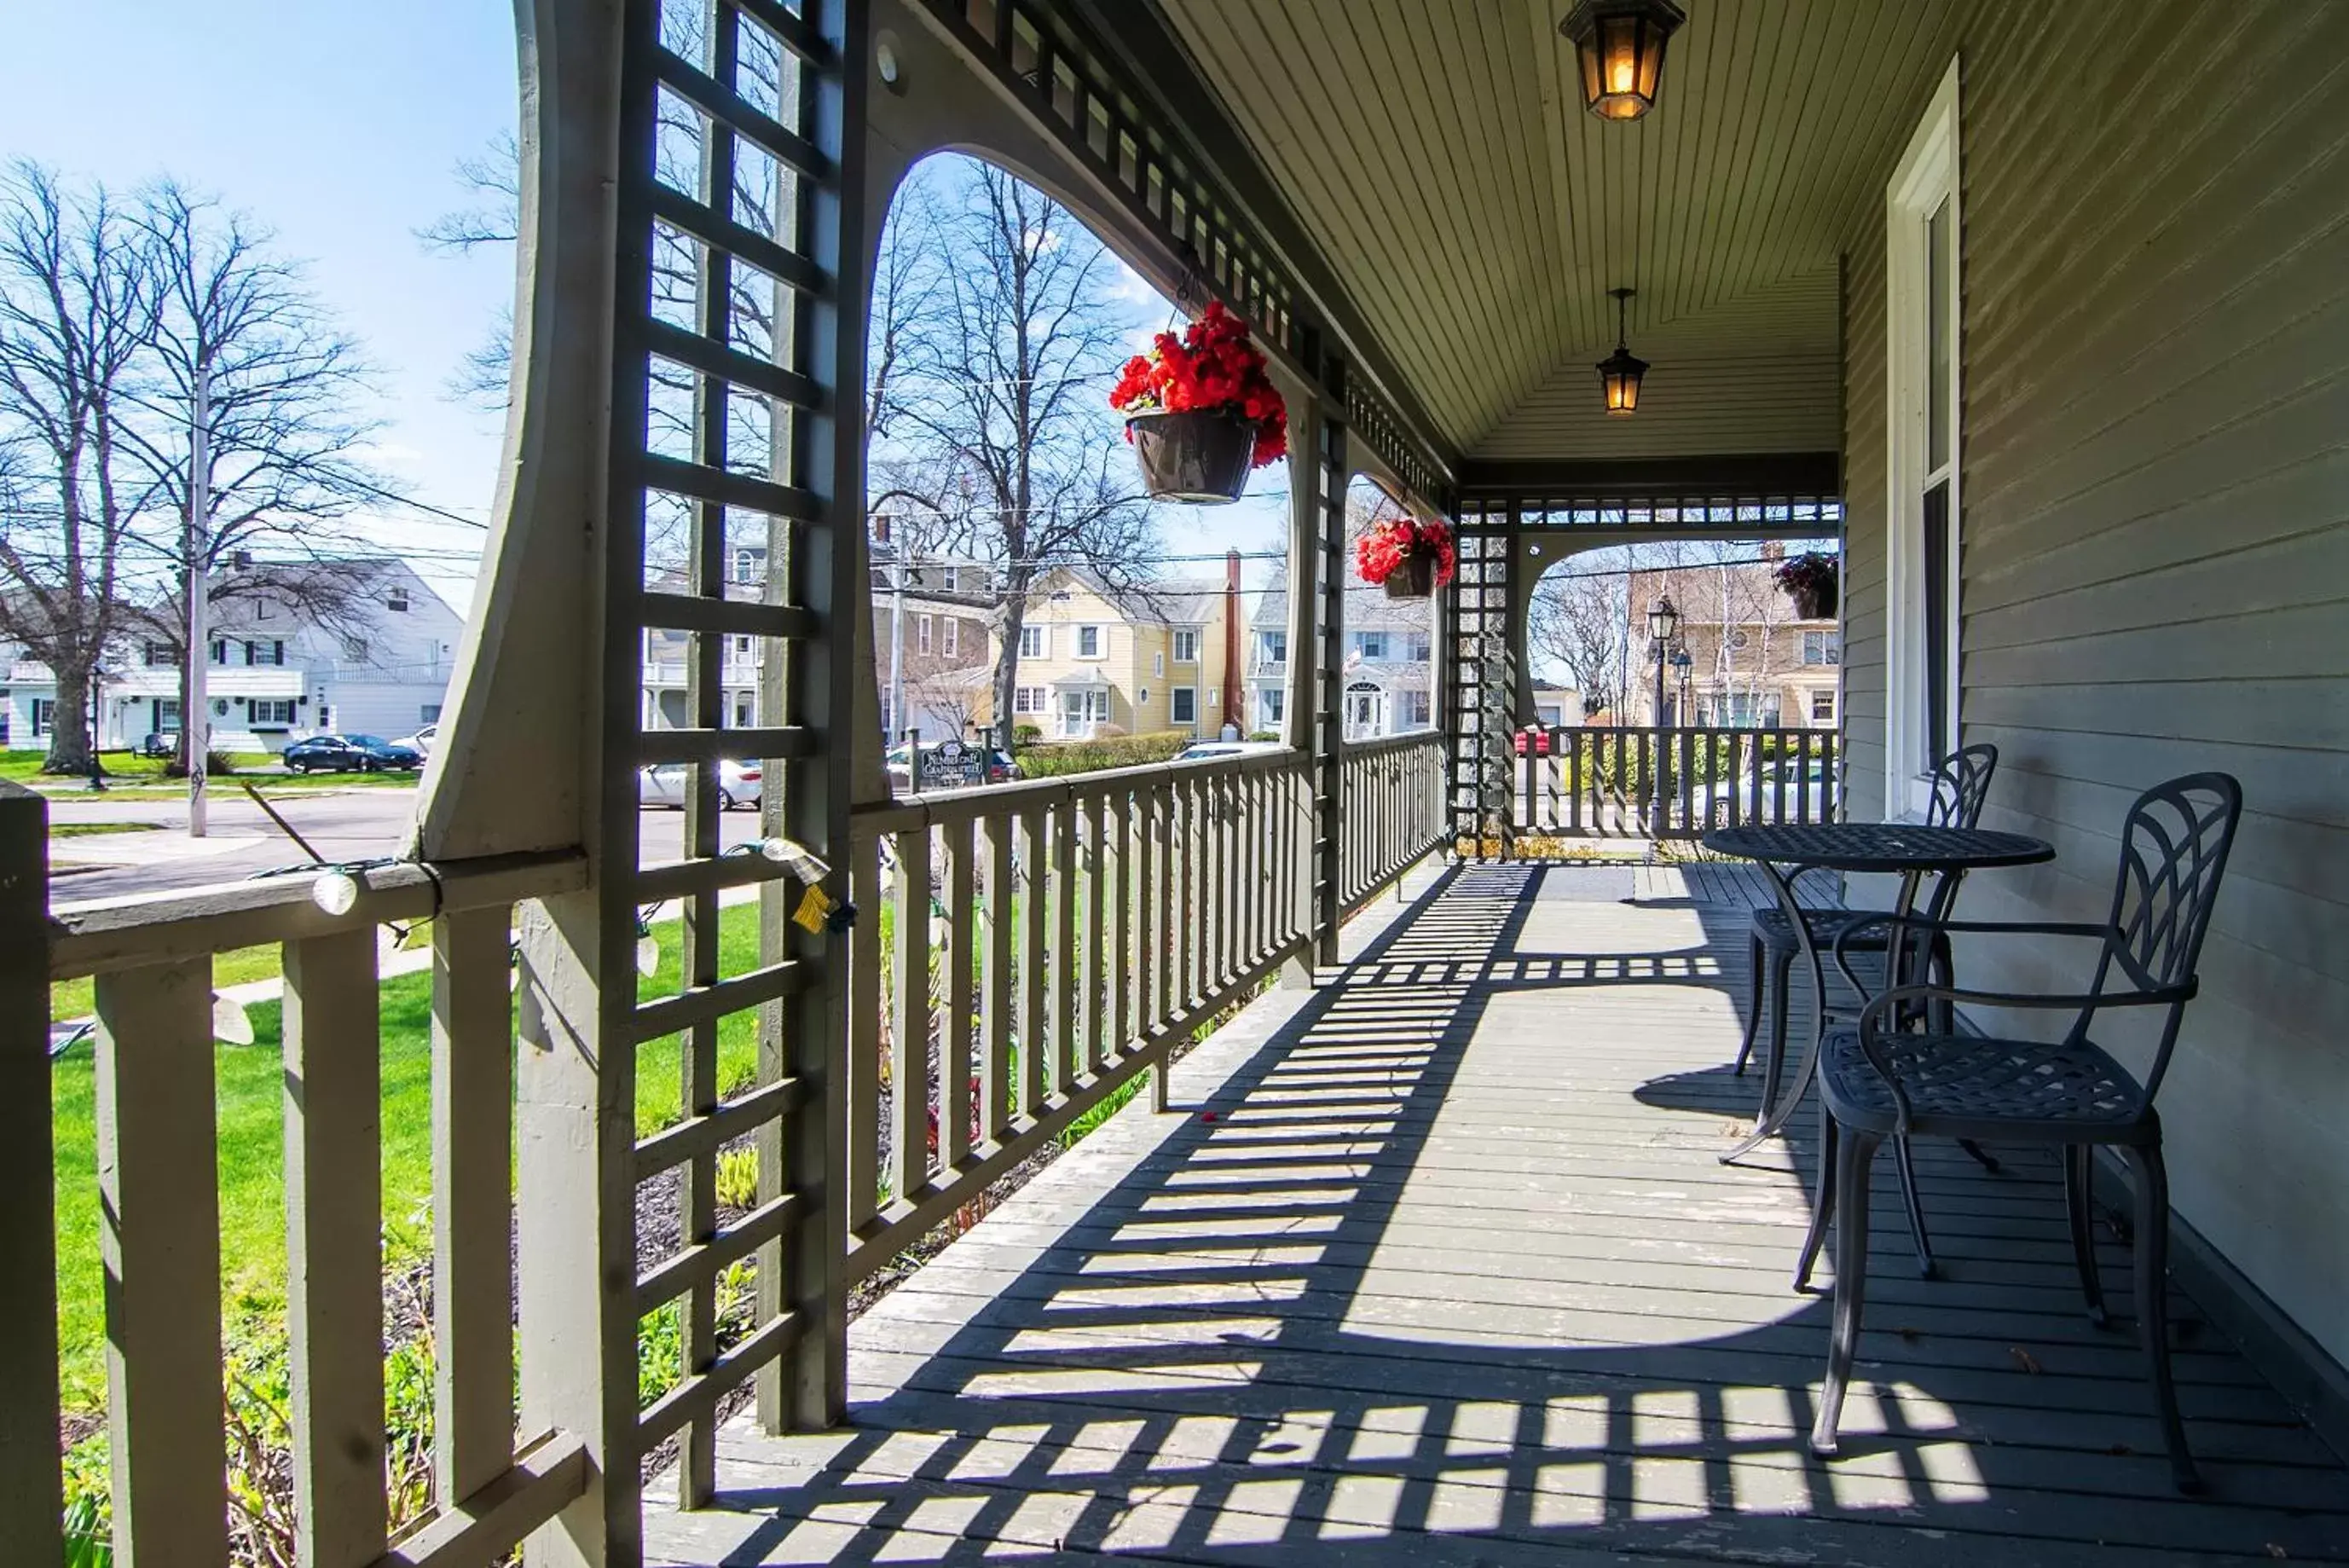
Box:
43 784 762 906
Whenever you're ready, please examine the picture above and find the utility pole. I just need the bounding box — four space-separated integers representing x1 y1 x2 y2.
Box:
185 360 211 838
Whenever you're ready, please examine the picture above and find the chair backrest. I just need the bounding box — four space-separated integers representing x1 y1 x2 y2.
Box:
2091 772 2242 1096
1924 743 1999 829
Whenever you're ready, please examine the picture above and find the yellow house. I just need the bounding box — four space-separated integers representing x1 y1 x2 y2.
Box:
996 564 1246 741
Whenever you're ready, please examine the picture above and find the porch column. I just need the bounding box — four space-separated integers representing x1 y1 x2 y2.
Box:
0 784 59 1564
1284 354 1348 980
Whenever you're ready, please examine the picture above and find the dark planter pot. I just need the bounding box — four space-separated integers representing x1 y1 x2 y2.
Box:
1792 580 1837 620
1127 410 1258 504
1383 554 1436 599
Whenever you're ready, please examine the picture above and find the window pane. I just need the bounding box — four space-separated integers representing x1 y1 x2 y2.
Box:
1927 195 1953 473
1924 479 1952 767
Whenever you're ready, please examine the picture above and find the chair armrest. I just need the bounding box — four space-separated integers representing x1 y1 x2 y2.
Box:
1858 979 2196 1035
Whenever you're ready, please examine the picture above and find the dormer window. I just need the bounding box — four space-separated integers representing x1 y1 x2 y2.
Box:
733 548 755 585
385 587 410 612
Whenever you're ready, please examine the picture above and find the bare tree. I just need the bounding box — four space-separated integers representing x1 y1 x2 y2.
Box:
891 160 1160 743
416 132 519 406
0 163 163 773
113 182 400 764
1529 564 1629 719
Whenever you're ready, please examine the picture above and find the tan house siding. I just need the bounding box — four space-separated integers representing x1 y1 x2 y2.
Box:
1841 0 2349 1362
1004 573 1239 739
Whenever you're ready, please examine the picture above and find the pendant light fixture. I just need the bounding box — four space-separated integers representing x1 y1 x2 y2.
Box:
1597 287 1647 415
1560 0 1687 121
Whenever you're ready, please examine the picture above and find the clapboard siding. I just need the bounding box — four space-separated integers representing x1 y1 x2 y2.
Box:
1838 0 2349 1365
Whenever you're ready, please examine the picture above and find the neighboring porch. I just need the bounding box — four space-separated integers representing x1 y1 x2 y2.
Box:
645 864 2349 1565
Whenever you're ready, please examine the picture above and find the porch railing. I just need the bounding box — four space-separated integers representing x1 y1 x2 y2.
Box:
9 736 1448 1564
840 734 1444 1279
1511 726 1839 842
9 775 592 1568
1338 732 1449 908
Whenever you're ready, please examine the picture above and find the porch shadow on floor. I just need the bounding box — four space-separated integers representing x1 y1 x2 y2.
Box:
646 861 2349 1566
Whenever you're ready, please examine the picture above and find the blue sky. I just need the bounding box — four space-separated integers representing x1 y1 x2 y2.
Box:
0 9 1287 605
0 1 521 599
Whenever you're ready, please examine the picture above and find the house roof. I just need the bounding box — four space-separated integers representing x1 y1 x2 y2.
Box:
1044 566 1229 628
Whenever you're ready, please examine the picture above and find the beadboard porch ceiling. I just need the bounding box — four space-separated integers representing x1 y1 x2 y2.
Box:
1153 0 1966 456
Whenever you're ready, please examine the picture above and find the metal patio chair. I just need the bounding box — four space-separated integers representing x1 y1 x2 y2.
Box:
1798 772 2243 1494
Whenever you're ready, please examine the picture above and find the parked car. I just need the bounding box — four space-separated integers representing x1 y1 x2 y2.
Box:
1696 756 1832 825
637 759 761 810
1174 739 1287 763
281 733 426 773
884 742 1019 790
394 723 439 755
1513 727 1554 757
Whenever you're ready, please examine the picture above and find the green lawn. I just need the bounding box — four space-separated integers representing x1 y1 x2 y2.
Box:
5 749 421 796
49 944 283 1025
49 906 776 1407
49 821 165 840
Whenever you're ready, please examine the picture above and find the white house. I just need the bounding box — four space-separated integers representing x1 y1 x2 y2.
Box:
1249 570 1441 743
0 559 465 755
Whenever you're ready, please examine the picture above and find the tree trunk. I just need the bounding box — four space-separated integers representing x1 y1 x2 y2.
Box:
42 662 93 775
994 593 1027 753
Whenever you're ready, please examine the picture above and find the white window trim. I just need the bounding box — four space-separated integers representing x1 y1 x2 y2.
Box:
942 619 958 657
1170 686 1197 726
1153 651 1165 677
1075 624 1105 661
1885 55 1964 819
1019 625 1048 659
1172 628 1198 664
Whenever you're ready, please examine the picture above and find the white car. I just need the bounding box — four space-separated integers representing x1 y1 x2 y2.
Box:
394 723 439 755
639 759 762 811
1696 757 1831 825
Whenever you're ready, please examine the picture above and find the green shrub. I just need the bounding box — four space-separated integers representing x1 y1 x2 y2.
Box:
1012 730 1193 779
715 1147 760 1209
1012 723 1043 746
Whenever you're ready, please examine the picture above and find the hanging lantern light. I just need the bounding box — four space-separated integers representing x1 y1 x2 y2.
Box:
1596 287 1647 415
1560 0 1687 121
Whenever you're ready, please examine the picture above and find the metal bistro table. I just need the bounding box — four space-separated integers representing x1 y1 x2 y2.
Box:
1702 821 2054 1166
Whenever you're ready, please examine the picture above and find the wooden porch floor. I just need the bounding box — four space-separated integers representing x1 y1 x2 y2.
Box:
647 861 2349 1565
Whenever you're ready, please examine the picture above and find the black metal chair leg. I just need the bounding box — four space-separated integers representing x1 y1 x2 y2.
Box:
1812 1127 1881 1457
2126 1144 2202 1494
1892 1135 1935 1277
1759 947 1794 1115
1733 933 1766 1075
1795 1098 1838 1293
2064 1144 2109 1328
1957 1138 2001 1173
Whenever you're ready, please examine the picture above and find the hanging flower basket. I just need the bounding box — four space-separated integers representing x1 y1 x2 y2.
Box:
1385 554 1435 599
1109 299 1288 506
1355 516 1455 599
1125 409 1259 505
1773 551 1839 621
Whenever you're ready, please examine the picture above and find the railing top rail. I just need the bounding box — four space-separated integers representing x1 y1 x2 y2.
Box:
1344 731 1446 760
48 848 588 981
853 745 1310 834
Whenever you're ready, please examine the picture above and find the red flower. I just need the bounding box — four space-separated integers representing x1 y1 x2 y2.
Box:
1354 516 1455 587
1108 299 1289 470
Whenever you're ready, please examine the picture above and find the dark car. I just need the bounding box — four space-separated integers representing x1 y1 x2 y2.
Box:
281 732 425 773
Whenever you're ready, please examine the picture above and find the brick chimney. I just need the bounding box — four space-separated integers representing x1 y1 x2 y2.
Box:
1224 549 1244 731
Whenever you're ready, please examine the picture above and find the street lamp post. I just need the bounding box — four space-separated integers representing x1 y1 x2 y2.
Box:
1646 597 1680 831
